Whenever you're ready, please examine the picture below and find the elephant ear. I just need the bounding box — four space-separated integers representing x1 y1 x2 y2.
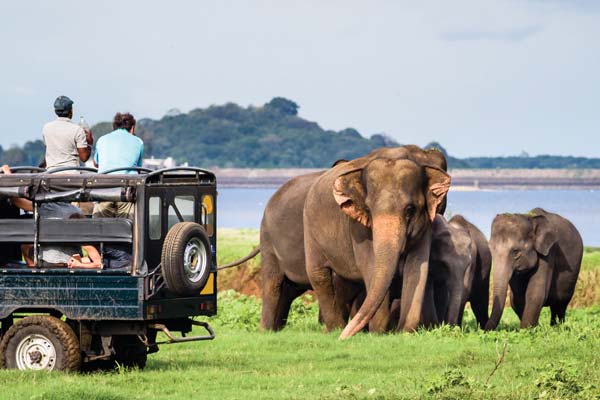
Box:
532 215 556 256
333 166 370 227
424 166 451 223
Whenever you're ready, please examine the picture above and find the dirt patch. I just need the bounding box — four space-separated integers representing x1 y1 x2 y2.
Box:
218 262 262 297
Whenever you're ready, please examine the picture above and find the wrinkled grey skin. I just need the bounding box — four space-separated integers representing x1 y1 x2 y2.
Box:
259 171 320 331
428 215 491 328
485 208 583 330
259 146 447 332
304 153 450 339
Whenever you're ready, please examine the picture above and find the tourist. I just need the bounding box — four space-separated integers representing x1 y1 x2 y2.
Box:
42 96 93 171
93 112 144 219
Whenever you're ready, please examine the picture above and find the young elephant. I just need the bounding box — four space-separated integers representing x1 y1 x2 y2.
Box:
485 208 583 330
428 215 491 328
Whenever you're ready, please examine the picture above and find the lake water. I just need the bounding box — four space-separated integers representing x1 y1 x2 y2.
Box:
217 188 600 246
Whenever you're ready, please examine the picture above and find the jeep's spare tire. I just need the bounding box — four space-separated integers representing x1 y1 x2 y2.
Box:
161 222 212 296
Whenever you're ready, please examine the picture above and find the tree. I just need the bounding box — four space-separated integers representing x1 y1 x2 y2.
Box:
424 141 448 158
264 97 299 116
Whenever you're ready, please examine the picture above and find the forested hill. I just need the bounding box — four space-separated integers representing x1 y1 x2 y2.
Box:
2 97 600 169
133 97 399 168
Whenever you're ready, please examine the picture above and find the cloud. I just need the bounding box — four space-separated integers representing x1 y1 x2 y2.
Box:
439 25 542 42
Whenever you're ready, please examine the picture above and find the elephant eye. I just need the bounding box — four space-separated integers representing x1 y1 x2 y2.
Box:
405 204 416 219
511 248 520 258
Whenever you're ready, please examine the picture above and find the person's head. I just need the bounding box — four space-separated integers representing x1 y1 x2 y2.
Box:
53 96 74 119
112 112 136 134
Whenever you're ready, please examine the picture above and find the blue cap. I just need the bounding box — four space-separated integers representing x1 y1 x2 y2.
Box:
53 95 74 112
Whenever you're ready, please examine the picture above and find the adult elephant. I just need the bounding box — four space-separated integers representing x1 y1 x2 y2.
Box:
260 146 448 331
485 208 583 330
304 154 451 339
259 171 320 330
428 215 491 328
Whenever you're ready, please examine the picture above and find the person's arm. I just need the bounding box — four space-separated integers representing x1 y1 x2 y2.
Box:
93 148 99 168
77 147 91 162
75 127 92 162
68 246 102 269
11 198 33 212
137 142 144 167
2 165 33 211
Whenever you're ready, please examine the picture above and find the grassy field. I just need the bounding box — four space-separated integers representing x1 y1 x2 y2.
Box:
0 229 598 400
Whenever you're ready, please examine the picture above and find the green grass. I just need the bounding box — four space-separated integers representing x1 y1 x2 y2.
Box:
217 228 259 266
0 230 598 399
582 247 600 272
0 297 598 399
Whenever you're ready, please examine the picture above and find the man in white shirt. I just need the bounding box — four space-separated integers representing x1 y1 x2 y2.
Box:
42 96 94 170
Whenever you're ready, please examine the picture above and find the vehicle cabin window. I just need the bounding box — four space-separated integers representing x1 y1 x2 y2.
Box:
168 196 195 230
202 194 214 237
149 196 161 240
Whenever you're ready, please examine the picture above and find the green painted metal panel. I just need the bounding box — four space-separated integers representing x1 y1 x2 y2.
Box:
0 273 143 320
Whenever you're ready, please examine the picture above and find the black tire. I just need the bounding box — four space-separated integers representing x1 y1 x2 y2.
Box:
113 335 147 370
161 222 212 296
0 315 81 372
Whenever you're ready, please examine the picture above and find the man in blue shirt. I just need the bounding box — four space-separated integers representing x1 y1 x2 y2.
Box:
94 112 143 174
93 112 144 219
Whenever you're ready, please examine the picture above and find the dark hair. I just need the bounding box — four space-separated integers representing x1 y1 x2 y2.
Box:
54 96 73 118
55 109 72 118
112 112 136 131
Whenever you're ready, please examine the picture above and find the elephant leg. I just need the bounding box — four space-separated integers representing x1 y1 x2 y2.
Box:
397 226 433 332
469 283 489 329
368 293 391 333
275 279 308 327
420 278 438 328
260 249 287 331
350 289 366 321
550 303 567 326
305 236 345 332
432 279 448 325
389 298 401 330
521 259 551 328
333 276 363 324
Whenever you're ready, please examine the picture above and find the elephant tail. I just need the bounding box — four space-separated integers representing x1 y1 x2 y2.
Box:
217 247 261 270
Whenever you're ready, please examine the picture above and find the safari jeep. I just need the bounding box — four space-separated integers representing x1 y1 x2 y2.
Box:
0 166 217 371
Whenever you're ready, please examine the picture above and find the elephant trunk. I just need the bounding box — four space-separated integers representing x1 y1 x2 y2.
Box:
339 215 404 339
444 280 464 326
485 258 511 331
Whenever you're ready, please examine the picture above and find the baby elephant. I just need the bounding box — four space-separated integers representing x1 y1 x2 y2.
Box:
427 215 491 328
388 215 491 329
486 208 583 330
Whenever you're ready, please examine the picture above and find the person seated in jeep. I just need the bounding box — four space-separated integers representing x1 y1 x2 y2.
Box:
2 165 133 269
21 209 102 269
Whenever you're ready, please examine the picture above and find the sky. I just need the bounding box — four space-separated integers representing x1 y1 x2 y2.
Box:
0 0 599 158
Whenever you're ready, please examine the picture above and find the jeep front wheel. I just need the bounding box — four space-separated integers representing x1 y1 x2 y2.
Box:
161 222 212 296
0 316 81 371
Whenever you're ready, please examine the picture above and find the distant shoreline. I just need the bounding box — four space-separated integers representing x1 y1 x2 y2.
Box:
214 168 600 190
